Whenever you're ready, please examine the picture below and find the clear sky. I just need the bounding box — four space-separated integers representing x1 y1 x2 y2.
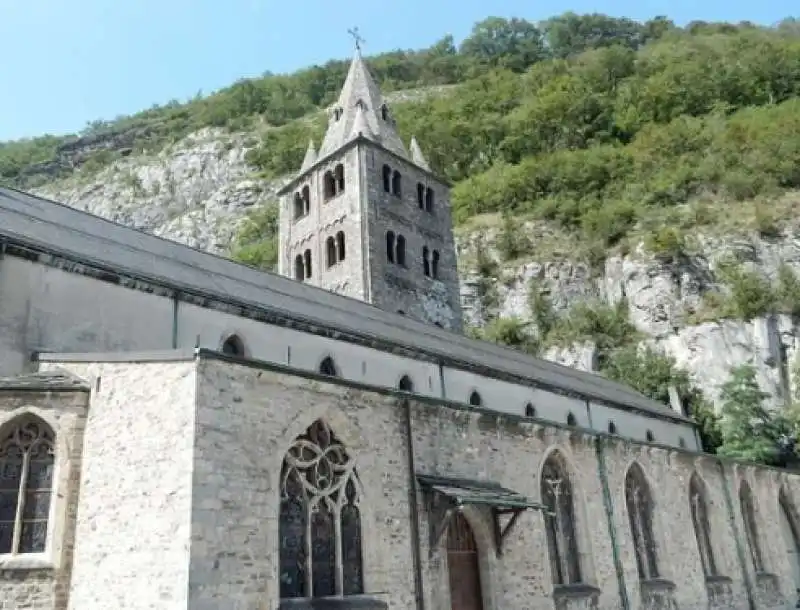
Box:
0 0 795 142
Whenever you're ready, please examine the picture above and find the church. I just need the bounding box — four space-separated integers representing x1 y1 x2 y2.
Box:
0 47 800 610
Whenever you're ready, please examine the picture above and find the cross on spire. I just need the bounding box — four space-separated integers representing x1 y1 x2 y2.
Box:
347 27 365 52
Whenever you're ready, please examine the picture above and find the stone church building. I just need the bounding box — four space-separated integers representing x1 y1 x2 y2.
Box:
1 49 800 610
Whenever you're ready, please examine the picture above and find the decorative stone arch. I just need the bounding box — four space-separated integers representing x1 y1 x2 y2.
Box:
0 407 67 567
537 445 598 585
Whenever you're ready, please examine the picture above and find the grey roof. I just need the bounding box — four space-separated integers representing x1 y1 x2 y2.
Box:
0 369 90 392
0 185 691 423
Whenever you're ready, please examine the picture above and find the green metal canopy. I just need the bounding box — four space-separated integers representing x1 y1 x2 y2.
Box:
416 473 543 510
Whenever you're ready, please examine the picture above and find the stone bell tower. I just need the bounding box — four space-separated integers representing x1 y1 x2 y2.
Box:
277 43 463 331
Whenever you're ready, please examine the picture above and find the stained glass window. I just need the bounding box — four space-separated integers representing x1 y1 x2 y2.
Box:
279 420 364 600
0 418 54 555
625 462 659 579
541 452 582 585
689 473 717 577
740 481 764 572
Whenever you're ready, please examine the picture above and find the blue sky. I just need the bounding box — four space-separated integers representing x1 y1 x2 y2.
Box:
0 0 795 141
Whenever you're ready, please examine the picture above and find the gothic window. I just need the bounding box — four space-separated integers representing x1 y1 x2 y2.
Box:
645 430 655 442
679 437 686 448
608 421 618 434
525 403 536 417
333 107 343 121
324 171 336 200
566 412 577 426
416 183 424 208
293 192 305 219
302 185 311 215
221 334 245 357
541 452 582 585
294 254 305 281
689 472 717 577
398 375 414 392
303 249 313 279
326 237 337 268
469 391 482 407
386 231 396 263
381 104 389 121
432 250 440 279
319 357 338 377
625 462 659 579
0 417 55 555
382 165 392 193
336 231 346 262
422 247 430 277
335 164 345 194
740 481 764 572
425 187 434 212
396 235 406 267
391 171 402 197
279 420 363 600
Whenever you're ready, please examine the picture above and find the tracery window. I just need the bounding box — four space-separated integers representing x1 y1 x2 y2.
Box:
689 472 717 577
625 462 659 579
279 420 363 599
541 452 582 585
740 481 764 572
0 417 55 555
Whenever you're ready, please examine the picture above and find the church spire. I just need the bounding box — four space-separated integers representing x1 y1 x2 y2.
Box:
300 139 317 172
317 45 409 160
409 136 431 171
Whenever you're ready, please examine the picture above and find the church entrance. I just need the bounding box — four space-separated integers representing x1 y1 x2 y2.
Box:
447 512 484 610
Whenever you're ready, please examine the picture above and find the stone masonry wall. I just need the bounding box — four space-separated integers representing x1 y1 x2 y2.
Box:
37 360 198 610
0 386 89 610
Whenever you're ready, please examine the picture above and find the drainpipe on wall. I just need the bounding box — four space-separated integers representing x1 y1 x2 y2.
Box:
717 459 756 610
404 398 426 610
595 436 630 610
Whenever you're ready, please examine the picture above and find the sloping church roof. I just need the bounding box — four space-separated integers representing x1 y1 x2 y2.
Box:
0 185 690 423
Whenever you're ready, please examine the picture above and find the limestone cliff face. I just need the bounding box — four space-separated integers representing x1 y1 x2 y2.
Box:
28 126 800 411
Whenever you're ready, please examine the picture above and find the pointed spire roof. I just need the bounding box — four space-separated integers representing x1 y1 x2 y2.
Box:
409 136 430 171
300 140 317 172
317 49 409 160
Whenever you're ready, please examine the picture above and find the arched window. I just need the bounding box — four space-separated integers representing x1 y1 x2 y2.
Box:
432 250 440 279
303 249 312 279
381 104 389 121
333 107 343 121
422 247 430 277
336 231 346 262
425 187 434 212
678 437 686 448
626 463 659 579
398 375 414 392
690 473 717 577
469 391 482 407
566 412 576 426
382 165 392 193
645 430 655 442
334 164 345 194
326 237 337 268
391 171 402 197
608 421 617 435
301 185 311 215
0 417 55 554
386 231 395 263
279 420 363 599
293 192 304 219
221 334 245 357
324 171 336 200
525 403 536 417
294 254 304 280
740 481 764 572
396 235 406 267
319 357 338 377
416 183 424 209
541 452 582 584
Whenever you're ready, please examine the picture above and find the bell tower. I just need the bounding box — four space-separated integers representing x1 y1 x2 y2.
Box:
277 42 463 331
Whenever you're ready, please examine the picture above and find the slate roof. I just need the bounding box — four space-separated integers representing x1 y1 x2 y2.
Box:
0 185 691 423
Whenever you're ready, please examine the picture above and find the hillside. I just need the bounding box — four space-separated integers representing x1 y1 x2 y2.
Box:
3 12 800 427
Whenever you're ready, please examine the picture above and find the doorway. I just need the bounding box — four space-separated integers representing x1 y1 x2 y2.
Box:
446 512 484 610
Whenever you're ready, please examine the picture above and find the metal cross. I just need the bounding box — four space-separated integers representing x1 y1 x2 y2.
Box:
347 27 365 51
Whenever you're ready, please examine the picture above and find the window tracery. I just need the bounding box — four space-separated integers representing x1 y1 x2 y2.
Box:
279 420 363 599
0 418 55 555
541 452 582 584
625 462 659 579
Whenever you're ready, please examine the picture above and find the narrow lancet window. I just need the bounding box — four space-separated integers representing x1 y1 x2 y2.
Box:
690 473 717 577
541 452 582 584
626 463 659 579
